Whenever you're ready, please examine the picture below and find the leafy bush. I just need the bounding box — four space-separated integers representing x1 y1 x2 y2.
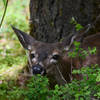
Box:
68 41 96 59
24 75 50 100
0 66 100 100
23 66 100 100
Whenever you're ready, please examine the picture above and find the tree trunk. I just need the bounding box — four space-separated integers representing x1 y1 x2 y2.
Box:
29 0 100 43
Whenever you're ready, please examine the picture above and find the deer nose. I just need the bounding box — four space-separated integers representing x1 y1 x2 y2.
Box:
32 64 46 75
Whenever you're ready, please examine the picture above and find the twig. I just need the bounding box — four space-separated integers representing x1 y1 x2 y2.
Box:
56 65 67 84
0 0 8 28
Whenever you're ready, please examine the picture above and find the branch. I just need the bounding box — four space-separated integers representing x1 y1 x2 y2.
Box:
0 0 8 28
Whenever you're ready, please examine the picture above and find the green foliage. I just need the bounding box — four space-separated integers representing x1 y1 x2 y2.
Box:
68 41 97 59
0 75 62 100
70 17 83 31
0 0 28 79
0 66 100 100
0 0 29 35
0 81 23 100
5 0 29 32
68 41 81 58
71 64 100 100
24 75 50 100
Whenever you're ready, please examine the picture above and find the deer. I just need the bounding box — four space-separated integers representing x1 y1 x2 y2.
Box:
12 26 100 85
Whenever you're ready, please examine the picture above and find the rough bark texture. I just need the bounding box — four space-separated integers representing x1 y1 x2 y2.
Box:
29 0 100 43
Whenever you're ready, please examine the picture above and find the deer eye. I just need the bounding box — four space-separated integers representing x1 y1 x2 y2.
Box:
31 53 35 58
52 54 60 60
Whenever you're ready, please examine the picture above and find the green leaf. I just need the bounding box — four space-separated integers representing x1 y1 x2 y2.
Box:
2 0 7 6
88 47 96 55
74 41 80 47
70 17 77 24
75 24 83 31
96 74 100 82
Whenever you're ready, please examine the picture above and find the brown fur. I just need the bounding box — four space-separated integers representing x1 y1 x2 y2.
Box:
12 26 100 85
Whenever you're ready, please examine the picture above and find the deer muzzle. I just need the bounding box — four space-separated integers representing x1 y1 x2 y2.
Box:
32 64 46 75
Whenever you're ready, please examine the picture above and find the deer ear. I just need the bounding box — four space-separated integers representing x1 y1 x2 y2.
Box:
12 26 36 50
63 24 92 51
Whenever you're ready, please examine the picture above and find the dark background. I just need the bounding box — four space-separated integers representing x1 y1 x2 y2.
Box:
29 0 100 43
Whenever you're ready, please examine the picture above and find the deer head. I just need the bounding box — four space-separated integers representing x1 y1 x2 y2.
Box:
12 26 100 85
12 26 72 85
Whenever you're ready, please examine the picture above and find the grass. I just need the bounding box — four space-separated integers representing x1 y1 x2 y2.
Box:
0 0 29 80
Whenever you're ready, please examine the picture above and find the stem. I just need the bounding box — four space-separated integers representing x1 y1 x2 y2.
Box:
0 0 8 28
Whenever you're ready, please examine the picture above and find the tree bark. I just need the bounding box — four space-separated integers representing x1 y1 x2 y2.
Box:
29 0 100 43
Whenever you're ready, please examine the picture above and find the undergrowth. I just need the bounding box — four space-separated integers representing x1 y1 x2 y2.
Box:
0 65 100 100
0 0 29 79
